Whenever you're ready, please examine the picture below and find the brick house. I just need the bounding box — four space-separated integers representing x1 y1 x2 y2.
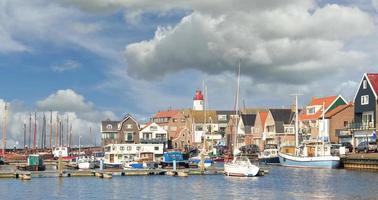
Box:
299 95 347 141
252 111 268 150
101 114 140 145
322 103 354 143
264 109 296 147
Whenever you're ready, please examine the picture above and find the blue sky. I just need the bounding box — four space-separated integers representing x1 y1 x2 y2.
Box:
1 0 378 146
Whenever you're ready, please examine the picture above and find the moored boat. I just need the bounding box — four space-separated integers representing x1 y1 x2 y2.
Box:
259 144 280 164
224 156 260 177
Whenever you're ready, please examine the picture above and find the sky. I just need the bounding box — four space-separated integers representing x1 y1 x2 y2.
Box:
1 0 378 147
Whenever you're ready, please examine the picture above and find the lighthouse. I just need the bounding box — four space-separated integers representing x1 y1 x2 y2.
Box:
193 90 204 111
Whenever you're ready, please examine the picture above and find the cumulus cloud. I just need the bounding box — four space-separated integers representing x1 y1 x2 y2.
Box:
124 3 373 84
37 89 93 112
0 89 118 148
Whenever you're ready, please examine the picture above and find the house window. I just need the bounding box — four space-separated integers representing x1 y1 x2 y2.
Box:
343 121 348 127
136 146 141 151
120 146 124 151
126 132 133 141
307 107 316 115
150 126 158 131
362 112 374 128
172 118 177 122
181 119 186 123
195 125 203 131
126 124 133 129
361 95 369 105
143 133 152 140
218 115 227 121
127 146 132 151
106 124 112 129
154 146 159 151
363 80 367 89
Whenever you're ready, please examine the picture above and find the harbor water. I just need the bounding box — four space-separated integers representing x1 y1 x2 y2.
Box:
0 166 377 199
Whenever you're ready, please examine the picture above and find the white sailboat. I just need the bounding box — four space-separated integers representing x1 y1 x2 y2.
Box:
278 95 340 169
224 61 260 177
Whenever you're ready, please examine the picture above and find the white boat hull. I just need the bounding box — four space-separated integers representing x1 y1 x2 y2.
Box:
278 152 340 169
224 162 259 177
78 162 95 169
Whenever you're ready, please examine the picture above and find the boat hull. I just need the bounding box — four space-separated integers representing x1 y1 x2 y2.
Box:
259 157 280 165
78 162 95 169
224 163 259 177
278 152 340 169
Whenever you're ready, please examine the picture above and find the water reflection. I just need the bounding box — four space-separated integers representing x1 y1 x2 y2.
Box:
0 166 377 199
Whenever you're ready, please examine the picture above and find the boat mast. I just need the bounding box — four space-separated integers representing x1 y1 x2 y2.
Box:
234 61 241 154
33 112 37 150
29 113 31 148
50 110 52 149
295 95 299 147
2 102 8 157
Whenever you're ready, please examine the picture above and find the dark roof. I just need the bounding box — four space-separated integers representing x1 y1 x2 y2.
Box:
216 110 237 115
269 109 293 124
241 114 256 126
101 119 119 132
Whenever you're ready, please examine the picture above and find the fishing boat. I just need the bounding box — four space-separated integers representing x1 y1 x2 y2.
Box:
224 61 260 177
278 95 340 169
259 144 280 164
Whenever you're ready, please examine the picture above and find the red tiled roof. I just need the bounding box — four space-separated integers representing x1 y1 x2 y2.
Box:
259 111 268 126
324 103 353 118
153 110 180 118
367 73 378 97
299 96 338 121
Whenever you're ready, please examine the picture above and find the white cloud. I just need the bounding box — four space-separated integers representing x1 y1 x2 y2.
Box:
124 3 373 84
0 90 118 148
51 60 81 72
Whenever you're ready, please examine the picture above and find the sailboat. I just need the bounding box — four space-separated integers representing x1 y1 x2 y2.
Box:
278 95 340 169
224 61 260 177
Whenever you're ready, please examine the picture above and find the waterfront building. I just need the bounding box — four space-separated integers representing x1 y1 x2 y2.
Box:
139 122 168 148
101 119 120 146
323 103 354 143
101 114 140 145
344 73 378 146
299 95 348 141
104 143 164 164
242 114 256 145
264 109 296 147
252 111 268 150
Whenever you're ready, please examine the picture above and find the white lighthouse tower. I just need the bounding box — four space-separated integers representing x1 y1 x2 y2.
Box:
193 90 204 111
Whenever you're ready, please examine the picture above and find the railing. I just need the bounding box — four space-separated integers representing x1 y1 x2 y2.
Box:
140 138 167 144
336 129 352 137
346 122 375 130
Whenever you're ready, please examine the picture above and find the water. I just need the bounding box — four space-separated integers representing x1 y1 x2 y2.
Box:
0 166 377 200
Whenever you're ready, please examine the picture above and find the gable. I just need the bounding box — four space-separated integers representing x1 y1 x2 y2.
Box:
354 74 378 102
140 122 167 133
326 96 347 112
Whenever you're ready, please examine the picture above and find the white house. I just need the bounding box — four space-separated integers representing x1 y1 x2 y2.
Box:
104 143 164 164
139 122 168 148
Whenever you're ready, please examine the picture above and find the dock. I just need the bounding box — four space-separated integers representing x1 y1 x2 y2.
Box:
341 153 378 170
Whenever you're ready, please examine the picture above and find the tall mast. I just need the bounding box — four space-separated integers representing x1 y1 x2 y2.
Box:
66 114 69 147
89 126 92 147
295 95 299 147
49 110 52 149
69 124 72 148
33 112 37 150
55 113 58 146
29 113 31 148
203 80 207 151
42 113 46 149
234 61 241 152
322 101 325 143
23 121 26 149
2 102 8 157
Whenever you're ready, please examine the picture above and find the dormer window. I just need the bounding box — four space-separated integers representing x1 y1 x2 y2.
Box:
361 95 369 105
363 80 367 89
126 124 133 129
307 107 316 115
106 124 112 129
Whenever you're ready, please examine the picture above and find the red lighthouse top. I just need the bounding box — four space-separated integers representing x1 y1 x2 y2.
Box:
193 90 204 100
